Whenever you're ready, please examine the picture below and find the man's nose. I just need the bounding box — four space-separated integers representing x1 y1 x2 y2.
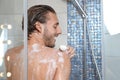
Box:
57 26 62 35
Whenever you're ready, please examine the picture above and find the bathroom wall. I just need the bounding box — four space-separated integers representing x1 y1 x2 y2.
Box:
28 0 68 49
103 0 120 79
104 27 120 80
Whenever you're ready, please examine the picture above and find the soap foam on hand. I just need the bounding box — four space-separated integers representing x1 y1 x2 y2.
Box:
59 45 67 51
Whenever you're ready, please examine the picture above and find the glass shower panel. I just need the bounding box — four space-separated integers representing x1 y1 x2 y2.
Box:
0 0 25 80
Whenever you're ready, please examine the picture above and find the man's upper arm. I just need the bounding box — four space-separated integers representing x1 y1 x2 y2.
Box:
54 52 71 80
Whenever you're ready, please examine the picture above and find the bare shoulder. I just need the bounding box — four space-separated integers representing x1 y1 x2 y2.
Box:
49 48 71 80
45 47 70 60
5 45 24 59
44 47 59 58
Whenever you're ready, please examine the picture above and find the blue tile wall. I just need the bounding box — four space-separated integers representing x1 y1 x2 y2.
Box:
67 0 102 80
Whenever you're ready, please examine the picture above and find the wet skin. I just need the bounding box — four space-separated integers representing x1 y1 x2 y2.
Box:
5 44 71 80
5 12 75 80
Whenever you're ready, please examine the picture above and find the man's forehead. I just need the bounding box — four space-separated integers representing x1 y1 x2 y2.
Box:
46 12 57 19
46 13 59 24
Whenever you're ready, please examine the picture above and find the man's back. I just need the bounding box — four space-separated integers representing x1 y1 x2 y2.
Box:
28 43 71 80
5 44 71 80
5 45 24 80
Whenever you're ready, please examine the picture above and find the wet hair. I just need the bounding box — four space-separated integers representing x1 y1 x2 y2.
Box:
22 5 56 38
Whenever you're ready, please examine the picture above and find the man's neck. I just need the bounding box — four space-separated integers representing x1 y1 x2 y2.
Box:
28 32 45 47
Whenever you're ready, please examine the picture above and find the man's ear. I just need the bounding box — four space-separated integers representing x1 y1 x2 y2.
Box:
35 21 44 33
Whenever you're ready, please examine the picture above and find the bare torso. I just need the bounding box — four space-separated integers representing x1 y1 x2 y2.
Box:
5 43 71 80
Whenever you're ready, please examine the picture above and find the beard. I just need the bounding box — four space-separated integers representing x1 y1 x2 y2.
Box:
43 27 55 48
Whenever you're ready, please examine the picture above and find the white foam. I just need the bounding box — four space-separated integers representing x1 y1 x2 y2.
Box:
57 52 63 57
50 59 56 69
32 44 40 52
39 59 47 63
39 59 56 67
57 52 64 63
45 59 57 80
59 45 67 51
58 57 64 63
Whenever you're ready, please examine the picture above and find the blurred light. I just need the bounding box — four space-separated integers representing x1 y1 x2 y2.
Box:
0 25 4 29
103 0 120 35
7 72 12 77
0 40 2 44
0 40 12 45
0 72 4 77
7 56 10 61
0 24 12 29
7 40 12 45
0 57 3 66
8 24 12 29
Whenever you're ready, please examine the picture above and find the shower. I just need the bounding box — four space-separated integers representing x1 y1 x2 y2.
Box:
67 0 102 80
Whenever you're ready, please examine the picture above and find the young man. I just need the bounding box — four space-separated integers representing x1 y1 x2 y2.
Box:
5 5 75 80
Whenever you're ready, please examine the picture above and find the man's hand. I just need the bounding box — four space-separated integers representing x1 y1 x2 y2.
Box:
59 45 75 58
66 46 75 58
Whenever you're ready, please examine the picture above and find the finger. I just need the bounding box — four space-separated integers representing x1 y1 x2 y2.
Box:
70 53 76 58
71 48 75 54
68 48 75 55
67 46 74 53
